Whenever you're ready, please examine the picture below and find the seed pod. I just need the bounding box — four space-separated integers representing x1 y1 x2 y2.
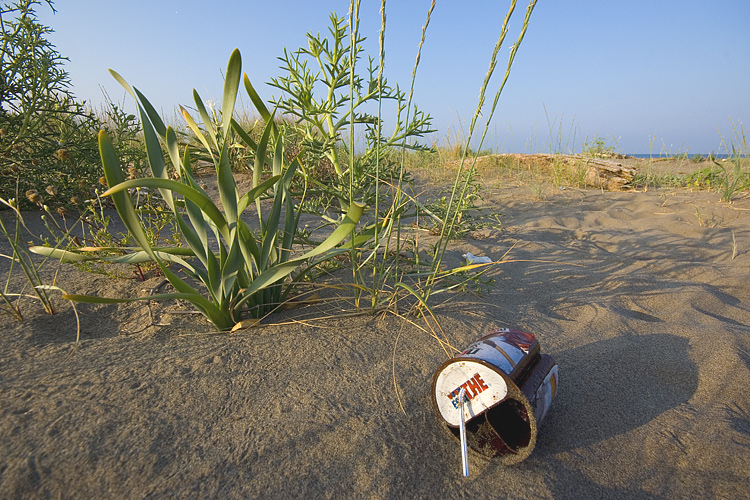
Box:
25 189 42 204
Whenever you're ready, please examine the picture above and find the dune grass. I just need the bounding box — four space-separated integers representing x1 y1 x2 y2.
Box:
13 0 749 334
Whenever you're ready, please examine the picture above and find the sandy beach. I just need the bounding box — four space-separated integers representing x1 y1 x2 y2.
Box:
1 175 749 498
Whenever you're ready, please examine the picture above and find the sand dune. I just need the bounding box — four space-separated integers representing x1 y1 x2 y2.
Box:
1 186 749 499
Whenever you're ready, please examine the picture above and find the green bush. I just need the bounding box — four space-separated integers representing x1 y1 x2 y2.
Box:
32 50 365 330
268 13 434 213
0 0 106 209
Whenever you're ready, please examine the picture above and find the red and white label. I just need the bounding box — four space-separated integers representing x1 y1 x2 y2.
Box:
434 360 508 427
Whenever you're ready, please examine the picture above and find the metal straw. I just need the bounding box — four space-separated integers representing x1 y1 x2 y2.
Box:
458 387 469 477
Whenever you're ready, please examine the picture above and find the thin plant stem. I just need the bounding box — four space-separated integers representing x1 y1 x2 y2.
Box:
424 0 537 303
348 0 362 306
371 0 387 310
388 0 435 305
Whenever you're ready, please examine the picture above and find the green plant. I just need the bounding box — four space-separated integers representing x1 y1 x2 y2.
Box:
582 135 614 157
25 95 181 280
717 121 749 202
0 195 54 318
45 190 181 280
420 166 490 238
420 0 539 307
32 50 364 330
0 0 105 209
682 122 749 201
268 12 434 211
686 165 723 189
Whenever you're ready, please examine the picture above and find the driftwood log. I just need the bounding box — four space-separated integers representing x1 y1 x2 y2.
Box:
454 154 637 191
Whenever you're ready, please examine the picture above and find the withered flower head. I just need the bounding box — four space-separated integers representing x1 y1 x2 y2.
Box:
45 185 58 196
98 176 108 186
70 196 80 205
56 149 70 161
25 189 42 204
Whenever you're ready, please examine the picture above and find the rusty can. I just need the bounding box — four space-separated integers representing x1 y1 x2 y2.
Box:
431 328 558 464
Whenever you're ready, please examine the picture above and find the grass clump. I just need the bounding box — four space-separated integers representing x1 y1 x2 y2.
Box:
22 0 542 334
32 50 364 330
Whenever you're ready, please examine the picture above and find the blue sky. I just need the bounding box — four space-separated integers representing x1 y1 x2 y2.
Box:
37 0 749 155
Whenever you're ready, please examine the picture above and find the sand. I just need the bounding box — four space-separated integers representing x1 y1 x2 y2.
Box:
1 178 749 498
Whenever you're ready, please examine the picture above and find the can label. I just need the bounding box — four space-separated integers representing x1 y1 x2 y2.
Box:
532 365 558 424
434 360 508 427
461 329 537 376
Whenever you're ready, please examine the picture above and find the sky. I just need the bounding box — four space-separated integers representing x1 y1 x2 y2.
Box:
35 0 750 155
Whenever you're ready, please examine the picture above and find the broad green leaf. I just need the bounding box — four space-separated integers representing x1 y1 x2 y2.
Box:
177 145 210 262
221 49 242 139
193 89 218 151
235 201 364 309
181 106 214 160
253 115 275 219
280 158 300 263
243 74 273 124
216 136 239 225
133 87 168 138
238 174 281 213
236 219 261 272
204 245 223 304
259 181 284 271
165 126 184 177
99 130 156 261
109 72 173 208
272 134 283 178
220 235 241 301
30 246 198 270
108 69 137 101
101 178 227 232
230 118 259 151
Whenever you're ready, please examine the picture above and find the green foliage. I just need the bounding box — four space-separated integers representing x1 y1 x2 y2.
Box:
32 50 364 330
717 121 749 202
0 195 54 319
582 136 614 157
268 13 434 210
44 190 182 279
420 167 490 238
683 122 749 201
0 0 105 209
420 0 539 308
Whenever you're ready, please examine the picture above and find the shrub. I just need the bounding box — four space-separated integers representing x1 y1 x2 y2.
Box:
32 50 364 330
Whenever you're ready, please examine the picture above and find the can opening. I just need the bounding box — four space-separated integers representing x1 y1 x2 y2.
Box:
485 398 531 451
447 396 532 457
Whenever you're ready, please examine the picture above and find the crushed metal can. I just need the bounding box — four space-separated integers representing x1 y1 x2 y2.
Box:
431 328 559 465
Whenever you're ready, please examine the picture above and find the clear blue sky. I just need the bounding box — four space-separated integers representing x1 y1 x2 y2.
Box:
37 0 749 155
